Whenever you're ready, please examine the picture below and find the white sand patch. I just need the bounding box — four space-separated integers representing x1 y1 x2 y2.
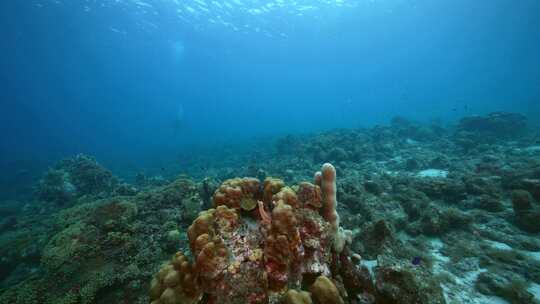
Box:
529 282 540 300
486 240 513 251
396 231 412 242
417 169 448 178
406 138 419 145
384 170 399 176
361 259 377 277
428 238 510 304
525 146 540 153
526 251 540 262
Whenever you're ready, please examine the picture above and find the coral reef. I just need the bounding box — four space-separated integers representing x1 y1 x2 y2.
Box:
150 164 444 304
35 154 121 206
150 164 343 303
0 176 204 304
457 112 527 138
3 112 540 304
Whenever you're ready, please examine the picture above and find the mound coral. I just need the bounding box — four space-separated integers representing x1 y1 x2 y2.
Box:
35 154 120 205
150 163 353 304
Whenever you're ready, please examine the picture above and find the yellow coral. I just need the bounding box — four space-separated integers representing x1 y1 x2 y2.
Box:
273 186 299 209
149 253 202 304
213 177 261 210
310 276 344 304
187 209 215 252
282 289 313 304
214 205 239 233
263 177 285 204
297 182 322 210
149 163 352 303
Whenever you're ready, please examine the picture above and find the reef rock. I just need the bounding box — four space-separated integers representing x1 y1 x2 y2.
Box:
150 163 447 304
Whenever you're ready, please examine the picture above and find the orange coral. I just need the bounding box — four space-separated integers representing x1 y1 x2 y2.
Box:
196 238 229 285
213 178 261 211
214 205 239 234
187 209 215 251
310 275 344 304
297 182 322 210
282 290 313 304
273 186 299 208
271 202 300 240
149 252 202 304
263 177 285 204
151 163 351 304
264 201 304 291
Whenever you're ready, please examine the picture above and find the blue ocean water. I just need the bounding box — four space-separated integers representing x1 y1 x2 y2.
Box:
3 2 540 303
1 0 539 198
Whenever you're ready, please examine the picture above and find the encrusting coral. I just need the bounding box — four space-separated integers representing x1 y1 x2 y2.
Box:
149 163 355 304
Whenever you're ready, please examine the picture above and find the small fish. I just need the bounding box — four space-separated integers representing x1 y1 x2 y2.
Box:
411 256 422 266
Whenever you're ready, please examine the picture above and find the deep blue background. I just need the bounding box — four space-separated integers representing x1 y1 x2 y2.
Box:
1 0 539 198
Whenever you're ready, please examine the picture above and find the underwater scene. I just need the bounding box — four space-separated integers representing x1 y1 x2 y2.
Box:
1 0 540 303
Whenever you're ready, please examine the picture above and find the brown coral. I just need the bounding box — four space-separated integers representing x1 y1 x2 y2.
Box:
151 164 355 304
310 275 344 304
297 182 322 210
263 177 285 204
265 201 304 291
187 209 215 251
149 252 202 304
273 186 299 209
213 177 261 211
282 290 313 304
196 238 229 285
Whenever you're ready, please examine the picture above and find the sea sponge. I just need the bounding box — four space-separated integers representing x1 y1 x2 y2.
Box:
319 163 350 253
310 275 344 304
320 163 338 226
